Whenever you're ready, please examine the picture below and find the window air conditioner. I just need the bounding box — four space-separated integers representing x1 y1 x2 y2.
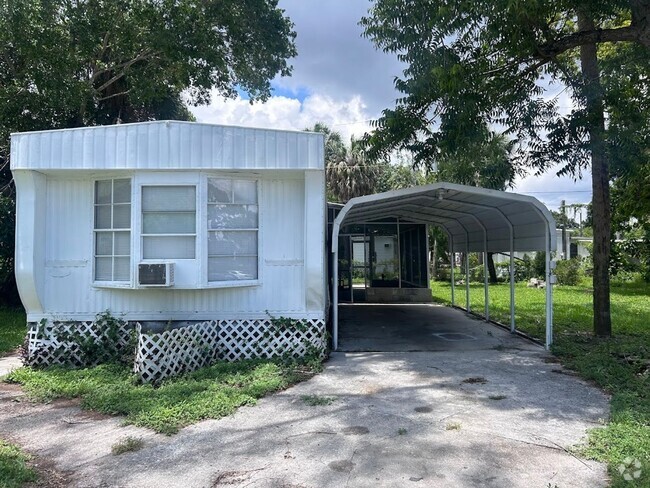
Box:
137 262 174 287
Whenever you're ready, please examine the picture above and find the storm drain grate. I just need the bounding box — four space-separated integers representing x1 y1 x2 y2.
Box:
433 332 477 341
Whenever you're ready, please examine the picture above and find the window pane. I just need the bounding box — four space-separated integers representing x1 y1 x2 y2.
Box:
95 205 111 229
113 179 131 203
95 232 113 255
142 186 196 212
233 180 257 204
95 257 112 281
143 236 195 259
208 256 257 281
208 179 231 203
113 204 131 229
208 205 258 229
113 257 130 281
142 212 196 234
208 231 257 256
114 232 130 255
95 180 112 204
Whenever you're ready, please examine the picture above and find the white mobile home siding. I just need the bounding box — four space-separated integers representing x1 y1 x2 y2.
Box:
11 122 326 323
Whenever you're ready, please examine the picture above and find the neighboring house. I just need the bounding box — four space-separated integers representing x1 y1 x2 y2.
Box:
11 121 327 382
493 228 589 264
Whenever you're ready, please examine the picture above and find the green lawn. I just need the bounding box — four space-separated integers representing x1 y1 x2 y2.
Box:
0 308 26 356
6 358 320 435
0 438 37 488
431 278 650 487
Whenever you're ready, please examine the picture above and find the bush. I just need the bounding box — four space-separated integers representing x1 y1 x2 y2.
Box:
555 258 582 286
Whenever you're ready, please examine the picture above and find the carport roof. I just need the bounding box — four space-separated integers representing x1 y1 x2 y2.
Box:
333 182 556 253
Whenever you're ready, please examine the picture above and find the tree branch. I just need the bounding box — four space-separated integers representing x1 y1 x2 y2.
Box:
537 25 642 58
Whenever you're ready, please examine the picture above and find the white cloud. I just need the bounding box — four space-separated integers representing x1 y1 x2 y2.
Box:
190 93 372 142
512 167 592 210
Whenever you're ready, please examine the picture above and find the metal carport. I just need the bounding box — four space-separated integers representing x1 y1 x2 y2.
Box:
331 182 557 350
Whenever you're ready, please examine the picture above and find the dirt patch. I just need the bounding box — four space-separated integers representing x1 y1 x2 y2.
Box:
212 466 268 486
23 454 72 488
462 377 488 384
328 460 355 473
414 406 433 413
342 426 369 435
361 383 384 395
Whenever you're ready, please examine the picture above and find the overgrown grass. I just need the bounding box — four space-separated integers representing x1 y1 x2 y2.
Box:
0 438 37 488
0 308 26 356
431 278 650 487
6 358 321 435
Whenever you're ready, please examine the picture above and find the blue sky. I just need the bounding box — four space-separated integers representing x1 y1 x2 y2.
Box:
190 0 592 212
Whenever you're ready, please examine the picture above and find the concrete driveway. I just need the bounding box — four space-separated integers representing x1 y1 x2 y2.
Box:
0 307 610 487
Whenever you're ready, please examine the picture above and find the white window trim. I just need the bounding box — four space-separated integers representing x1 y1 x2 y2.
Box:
92 178 133 287
92 172 262 289
202 173 262 288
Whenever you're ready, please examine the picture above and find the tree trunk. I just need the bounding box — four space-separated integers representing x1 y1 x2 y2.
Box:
431 238 438 280
487 252 498 283
578 11 612 337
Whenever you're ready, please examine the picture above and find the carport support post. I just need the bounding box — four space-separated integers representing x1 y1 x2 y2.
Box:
510 230 516 333
483 235 489 321
545 229 554 349
449 236 455 306
465 240 470 312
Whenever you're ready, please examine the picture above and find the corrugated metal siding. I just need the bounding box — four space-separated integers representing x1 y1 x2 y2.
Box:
11 121 324 171
40 176 311 318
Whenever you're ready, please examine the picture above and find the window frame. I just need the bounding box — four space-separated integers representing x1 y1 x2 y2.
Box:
92 172 262 289
92 177 134 287
205 177 261 287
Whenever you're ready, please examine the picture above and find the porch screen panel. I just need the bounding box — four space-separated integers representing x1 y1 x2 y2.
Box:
94 179 131 282
207 178 258 281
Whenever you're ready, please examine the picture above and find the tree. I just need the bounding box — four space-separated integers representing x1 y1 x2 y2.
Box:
0 0 297 190
361 1 650 337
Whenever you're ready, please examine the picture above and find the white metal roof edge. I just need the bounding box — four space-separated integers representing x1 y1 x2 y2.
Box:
333 182 557 252
10 120 325 138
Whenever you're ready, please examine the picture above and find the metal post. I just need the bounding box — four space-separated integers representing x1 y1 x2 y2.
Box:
333 241 339 351
349 236 354 305
465 239 470 313
483 233 489 321
545 227 553 349
397 218 401 288
450 235 455 307
510 227 516 333
425 224 431 287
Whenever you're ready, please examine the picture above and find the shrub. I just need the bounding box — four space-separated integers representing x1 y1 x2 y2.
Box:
555 258 582 286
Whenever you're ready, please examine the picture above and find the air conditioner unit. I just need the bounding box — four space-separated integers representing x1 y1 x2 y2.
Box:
137 262 174 287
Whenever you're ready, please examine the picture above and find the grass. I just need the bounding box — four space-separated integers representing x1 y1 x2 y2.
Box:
0 438 37 488
6 358 320 435
111 436 145 455
301 394 336 406
431 277 650 487
0 308 26 356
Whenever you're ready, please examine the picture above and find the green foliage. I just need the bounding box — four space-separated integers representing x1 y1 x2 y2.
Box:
532 251 546 279
42 311 134 366
0 196 19 305
0 307 26 355
111 436 145 456
301 394 336 406
0 438 37 488
6 357 321 435
430 279 650 486
555 258 583 286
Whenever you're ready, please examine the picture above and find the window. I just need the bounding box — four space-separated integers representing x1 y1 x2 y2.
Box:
94 179 131 282
207 178 258 281
141 186 196 259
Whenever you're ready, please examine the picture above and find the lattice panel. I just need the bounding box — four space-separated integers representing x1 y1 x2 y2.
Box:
134 321 220 384
26 320 132 368
134 318 326 383
217 319 326 362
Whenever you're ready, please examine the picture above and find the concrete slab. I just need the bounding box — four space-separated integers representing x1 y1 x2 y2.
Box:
339 304 536 352
0 347 609 487
0 354 22 377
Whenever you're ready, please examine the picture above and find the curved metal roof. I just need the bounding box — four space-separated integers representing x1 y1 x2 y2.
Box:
333 182 556 252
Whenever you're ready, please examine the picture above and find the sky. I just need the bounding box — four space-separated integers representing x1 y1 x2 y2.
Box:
190 0 592 212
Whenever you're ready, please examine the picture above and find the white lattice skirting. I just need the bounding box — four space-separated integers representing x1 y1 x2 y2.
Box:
26 320 133 368
134 319 327 384
27 318 326 384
